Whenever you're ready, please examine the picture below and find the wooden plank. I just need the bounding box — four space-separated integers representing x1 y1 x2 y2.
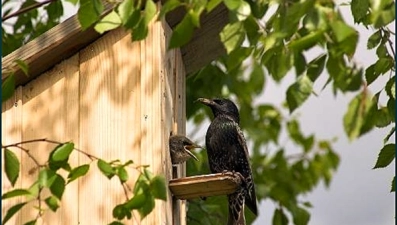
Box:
78 28 142 224
1 3 113 86
172 23 188 225
1 87 23 225
19 54 80 224
169 173 242 200
161 20 176 225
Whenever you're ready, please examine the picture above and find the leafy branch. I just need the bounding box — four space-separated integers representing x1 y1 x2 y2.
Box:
2 139 167 225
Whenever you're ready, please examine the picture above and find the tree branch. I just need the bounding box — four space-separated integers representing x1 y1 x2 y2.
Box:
2 0 58 22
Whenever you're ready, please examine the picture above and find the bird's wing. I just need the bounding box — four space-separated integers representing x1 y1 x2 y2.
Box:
225 120 258 216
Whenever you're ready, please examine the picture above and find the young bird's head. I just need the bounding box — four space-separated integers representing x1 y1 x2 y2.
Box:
169 135 201 164
196 98 240 123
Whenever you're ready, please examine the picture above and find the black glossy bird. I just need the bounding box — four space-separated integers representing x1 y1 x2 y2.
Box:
169 135 201 164
197 98 258 225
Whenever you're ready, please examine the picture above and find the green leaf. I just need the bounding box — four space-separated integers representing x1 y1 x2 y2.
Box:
373 144 395 169
131 19 148 41
264 46 293 81
367 30 382 49
288 30 324 52
387 98 395 121
108 221 125 225
2 189 31 199
144 0 157 24
28 181 40 199
365 64 378 85
150 175 167 200
329 21 358 57
292 206 310 225
78 0 104 29
330 21 357 43
65 0 78 5
286 75 313 113
45 0 64 22
2 202 27 224
169 12 195 48
385 76 395 99
343 92 373 140
38 169 56 187
220 21 245 54
207 0 223 12
23 220 37 225
118 0 134 24
391 176 395 192
68 164 90 183
371 0 395 28
374 107 392 128
50 142 74 161
112 204 131 220
4 148 20 187
137 194 155 219
94 10 121 34
351 0 369 23
97 159 116 179
45 196 59 212
2 74 15 103
224 0 251 21
143 168 154 181
158 0 180 20
287 120 305 145
124 192 147 209
14 59 29 76
307 54 326 82
117 166 129 183
272 208 289 225
302 201 313 208
383 126 395 144
249 61 265 94
49 174 66 200
374 57 394 75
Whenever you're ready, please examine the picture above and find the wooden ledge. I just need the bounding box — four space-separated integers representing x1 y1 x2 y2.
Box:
169 173 242 200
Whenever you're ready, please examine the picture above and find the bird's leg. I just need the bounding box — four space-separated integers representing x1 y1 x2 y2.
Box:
221 170 246 187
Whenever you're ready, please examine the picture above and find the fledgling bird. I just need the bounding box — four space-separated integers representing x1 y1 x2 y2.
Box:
169 135 202 164
197 98 258 225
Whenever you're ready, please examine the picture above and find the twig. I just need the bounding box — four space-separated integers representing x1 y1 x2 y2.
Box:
2 138 99 161
121 182 130 201
2 0 58 22
12 145 43 167
380 27 396 59
2 138 48 147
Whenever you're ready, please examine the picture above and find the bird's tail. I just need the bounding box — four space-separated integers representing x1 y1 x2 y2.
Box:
227 190 246 225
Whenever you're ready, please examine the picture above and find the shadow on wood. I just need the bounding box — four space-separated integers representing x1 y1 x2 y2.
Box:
169 173 242 200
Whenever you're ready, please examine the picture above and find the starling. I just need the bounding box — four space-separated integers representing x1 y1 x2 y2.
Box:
169 135 201 164
197 98 258 225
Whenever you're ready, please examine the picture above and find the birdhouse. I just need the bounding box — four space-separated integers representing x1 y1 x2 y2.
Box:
2 3 240 225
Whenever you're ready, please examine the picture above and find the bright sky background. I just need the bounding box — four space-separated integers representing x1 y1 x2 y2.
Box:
9 1 394 224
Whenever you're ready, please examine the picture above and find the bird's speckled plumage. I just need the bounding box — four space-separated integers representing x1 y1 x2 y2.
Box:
169 135 201 164
197 98 258 225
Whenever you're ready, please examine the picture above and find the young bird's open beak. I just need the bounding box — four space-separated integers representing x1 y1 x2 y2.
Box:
183 144 202 161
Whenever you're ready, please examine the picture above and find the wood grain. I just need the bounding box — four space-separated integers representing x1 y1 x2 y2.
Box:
169 173 242 200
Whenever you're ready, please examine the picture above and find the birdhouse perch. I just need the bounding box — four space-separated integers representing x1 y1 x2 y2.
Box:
169 172 243 200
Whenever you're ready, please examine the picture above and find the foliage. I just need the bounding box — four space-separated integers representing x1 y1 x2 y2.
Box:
1 0 395 224
1 139 166 225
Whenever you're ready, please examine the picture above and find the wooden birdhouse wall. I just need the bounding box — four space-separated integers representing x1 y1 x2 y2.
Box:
2 20 186 225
